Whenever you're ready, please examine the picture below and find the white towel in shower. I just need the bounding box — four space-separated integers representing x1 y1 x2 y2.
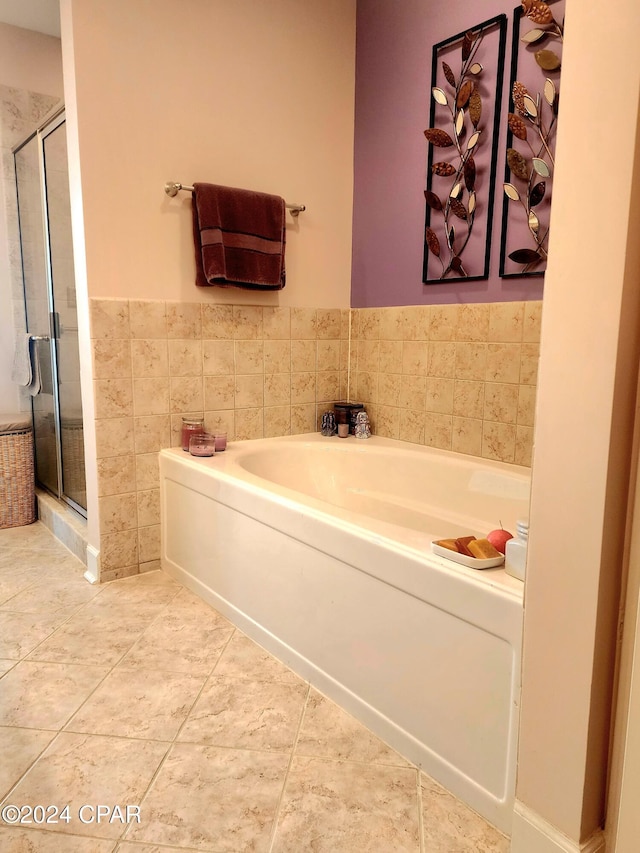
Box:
11 334 42 396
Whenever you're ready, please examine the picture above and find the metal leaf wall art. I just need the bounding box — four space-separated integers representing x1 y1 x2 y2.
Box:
423 15 507 284
500 0 564 277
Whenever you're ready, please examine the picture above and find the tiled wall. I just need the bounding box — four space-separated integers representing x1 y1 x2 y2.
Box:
349 301 541 467
90 297 541 582
90 299 349 582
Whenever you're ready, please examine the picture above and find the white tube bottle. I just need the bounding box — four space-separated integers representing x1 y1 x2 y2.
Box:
505 519 528 581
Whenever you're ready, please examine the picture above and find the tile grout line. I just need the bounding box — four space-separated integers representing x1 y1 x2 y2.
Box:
117 624 238 845
267 680 311 853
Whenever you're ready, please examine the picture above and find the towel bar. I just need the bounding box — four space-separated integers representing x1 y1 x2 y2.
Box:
164 181 306 217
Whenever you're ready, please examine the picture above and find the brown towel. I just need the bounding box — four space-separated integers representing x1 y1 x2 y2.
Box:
192 182 286 290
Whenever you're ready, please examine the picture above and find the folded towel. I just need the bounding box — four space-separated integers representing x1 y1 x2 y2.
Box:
11 333 32 387
192 183 286 290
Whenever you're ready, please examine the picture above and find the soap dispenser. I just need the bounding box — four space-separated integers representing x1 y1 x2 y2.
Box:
505 519 528 581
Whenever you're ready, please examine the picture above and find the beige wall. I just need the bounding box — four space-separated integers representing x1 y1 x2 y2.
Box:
61 0 357 562
515 0 640 846
0 24 63 415
66 0 356 307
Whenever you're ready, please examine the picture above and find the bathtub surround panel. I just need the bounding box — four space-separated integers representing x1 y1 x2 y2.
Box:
160 435 529 832
90 297 539 579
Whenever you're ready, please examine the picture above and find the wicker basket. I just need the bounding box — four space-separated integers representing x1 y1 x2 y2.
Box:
0 417 36 529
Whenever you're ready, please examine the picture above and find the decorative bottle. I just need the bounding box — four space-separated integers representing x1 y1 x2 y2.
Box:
505 518 529 581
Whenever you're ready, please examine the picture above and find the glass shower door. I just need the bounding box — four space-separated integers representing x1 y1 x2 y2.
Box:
14 110 86 515
42 117 85 510
14 135 58 497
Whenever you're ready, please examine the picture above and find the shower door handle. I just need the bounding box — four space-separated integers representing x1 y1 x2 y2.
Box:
29 335 50 341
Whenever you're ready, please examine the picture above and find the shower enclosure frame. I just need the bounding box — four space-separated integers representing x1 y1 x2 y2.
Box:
13 106 87 519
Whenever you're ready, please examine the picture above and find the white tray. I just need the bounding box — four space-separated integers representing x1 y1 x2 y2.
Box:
431 542 505 570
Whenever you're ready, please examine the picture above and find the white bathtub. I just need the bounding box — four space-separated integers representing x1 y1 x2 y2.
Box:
159 433 530 833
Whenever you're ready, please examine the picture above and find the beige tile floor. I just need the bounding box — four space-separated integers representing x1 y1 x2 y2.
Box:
0 522 510 852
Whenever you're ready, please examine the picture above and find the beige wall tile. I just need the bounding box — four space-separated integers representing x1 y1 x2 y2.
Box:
131 340 169 378
90 298 130 340
401 306 430 341
484 383 519 424
95 418 134 458
358 340 380 373
399 375 426 410
291 403 316 434
291 373 316 404
358 308 381 340
340 308 351 340
429 305 458 341
134 415 171 454
316 340 340 372
399 409 425 444
522 300 543 343
520 343 540 385
204 376 235 411
482 421 516 463
170 377 204 413
94 379 133 419
485 343 521 383
427 341 455 379
453 380 484 419
133 377 170 416
378 374 402 407
316 308 341 339
402 341 428 376
167 302 201 339
202 304 234 339
356 371 378 404
291 340 316 372
233 306 263 339
92 340 131 380
130 300 167 339
517 384 537 427
455 342 487 381
263 307 291 340
101 565 139 583
235 375 263 409
264 374 291 406
317 372 340 401
203 340 235 376
379 341 403 374
138 524 161 563
203 410 234 441
101 529 138 571
291 308 317 340
452 416 483 456
489 302 524 342
264 340 291 374
515 425 534 466
136 452 160 491
235 340 264 374
99 493 138 535
97 455 136 497
426 378 454 414
457 304 489 342
168 340 203 377
373 405 399 439
378 307 404 341
264 406 291 437
424 412 452 450
349 309 361 340
137 489 161 527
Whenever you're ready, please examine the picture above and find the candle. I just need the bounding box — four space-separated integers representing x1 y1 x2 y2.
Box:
214 432 227 452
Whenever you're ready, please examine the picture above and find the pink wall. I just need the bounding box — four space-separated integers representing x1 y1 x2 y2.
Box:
352 0 546 307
